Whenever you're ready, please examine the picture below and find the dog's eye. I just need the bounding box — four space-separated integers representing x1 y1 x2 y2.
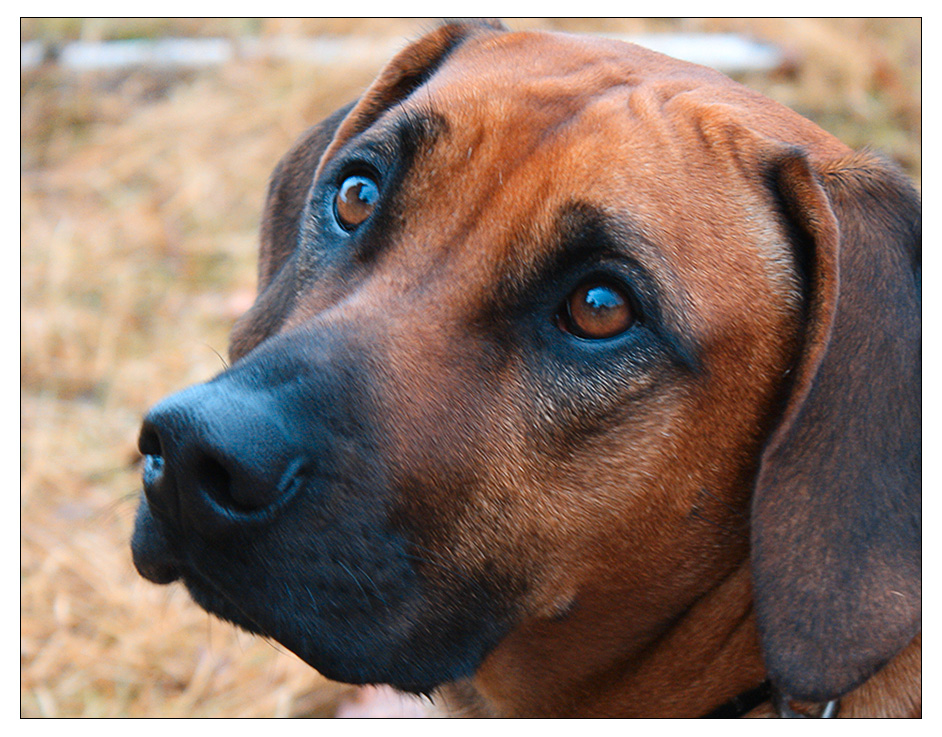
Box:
335 174 379 230
558 280 635 339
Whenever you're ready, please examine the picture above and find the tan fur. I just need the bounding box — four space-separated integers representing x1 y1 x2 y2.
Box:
219 23 921 717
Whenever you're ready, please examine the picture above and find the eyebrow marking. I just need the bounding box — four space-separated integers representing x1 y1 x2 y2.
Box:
318 102 445 187
493 201 701 373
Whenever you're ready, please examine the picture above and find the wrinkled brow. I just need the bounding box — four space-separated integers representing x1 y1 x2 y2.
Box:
335 103 446 169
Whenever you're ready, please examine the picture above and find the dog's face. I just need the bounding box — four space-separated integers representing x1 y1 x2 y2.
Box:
133 23 920 709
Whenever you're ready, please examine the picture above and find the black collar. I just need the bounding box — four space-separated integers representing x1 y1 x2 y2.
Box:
702 681 841 718
702 681 772 718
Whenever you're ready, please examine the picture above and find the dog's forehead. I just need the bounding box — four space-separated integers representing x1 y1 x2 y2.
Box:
360 31 850 318
421 30 847 164
290 31 849 340
369 36 789 306
432 30 718 97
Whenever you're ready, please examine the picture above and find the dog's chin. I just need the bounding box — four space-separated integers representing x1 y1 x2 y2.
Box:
179 570 501 695
134 525 512 694
179 572 268 638
132 492 522 694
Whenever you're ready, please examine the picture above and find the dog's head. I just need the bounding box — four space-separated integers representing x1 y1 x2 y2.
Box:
132 21 919 709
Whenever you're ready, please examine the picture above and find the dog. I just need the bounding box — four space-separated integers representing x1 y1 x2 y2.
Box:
131 20 920 717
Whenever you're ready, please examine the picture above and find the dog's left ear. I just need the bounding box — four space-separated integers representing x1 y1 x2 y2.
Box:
751 148 920 703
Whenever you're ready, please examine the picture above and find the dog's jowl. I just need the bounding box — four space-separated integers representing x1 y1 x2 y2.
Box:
131 20 920 717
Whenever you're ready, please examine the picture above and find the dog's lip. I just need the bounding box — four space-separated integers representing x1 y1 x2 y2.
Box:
178 568 271 636
130 500 183 585
132 505 270 636
134 552 182 585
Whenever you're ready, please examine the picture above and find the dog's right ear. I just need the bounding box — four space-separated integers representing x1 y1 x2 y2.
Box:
228 103 356 361
258 19 506 291
257 103 356 292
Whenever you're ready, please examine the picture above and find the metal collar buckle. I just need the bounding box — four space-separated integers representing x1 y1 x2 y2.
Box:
772 686 841 718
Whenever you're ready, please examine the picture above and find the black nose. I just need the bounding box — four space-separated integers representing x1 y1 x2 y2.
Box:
138 378 305 537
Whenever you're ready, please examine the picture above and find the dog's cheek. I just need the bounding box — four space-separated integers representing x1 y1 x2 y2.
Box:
368 347 537 595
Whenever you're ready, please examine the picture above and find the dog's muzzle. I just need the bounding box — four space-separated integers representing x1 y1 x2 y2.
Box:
131 328 340 583
129 325 518 693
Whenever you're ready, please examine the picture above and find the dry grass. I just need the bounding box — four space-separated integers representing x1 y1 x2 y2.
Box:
20 18 920 718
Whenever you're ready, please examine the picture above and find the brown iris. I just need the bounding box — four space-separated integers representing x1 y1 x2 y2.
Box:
559 280 634 339
335 174 379 230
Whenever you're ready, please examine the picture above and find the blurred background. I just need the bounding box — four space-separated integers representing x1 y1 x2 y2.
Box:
21 18 920 717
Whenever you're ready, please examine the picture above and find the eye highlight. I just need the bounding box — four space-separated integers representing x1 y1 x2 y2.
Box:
558 280 635 339
334 173 379 230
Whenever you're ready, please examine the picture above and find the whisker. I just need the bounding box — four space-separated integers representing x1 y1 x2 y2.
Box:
202 343 230 370
335 559 380 605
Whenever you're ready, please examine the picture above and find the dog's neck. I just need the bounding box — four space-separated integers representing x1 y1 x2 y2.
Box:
437 563 922 717
440 562 765 717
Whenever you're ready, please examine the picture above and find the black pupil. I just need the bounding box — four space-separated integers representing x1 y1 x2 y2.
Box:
342 176 377 206
561 280 634 339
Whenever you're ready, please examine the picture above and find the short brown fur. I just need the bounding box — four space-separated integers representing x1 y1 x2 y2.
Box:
140 21 920 717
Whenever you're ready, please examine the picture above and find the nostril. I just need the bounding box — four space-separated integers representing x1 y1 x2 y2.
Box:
193 453 246 512
137 419 175 519
138 421 163 457
142 453 165 492
138 422 166 493
195 450 280 514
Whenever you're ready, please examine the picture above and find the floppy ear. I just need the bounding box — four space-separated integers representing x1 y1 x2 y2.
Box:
751 149 921 703
256 103 356 292
227 103 355 361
